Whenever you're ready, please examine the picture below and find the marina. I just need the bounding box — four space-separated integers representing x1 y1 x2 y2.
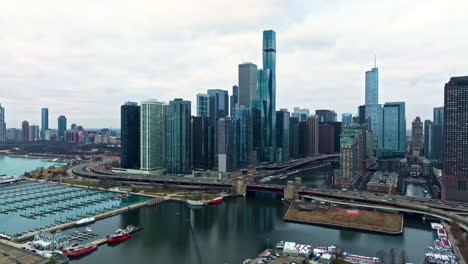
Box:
0 180 150 237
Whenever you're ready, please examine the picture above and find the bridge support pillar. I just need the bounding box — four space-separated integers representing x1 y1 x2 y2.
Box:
234 178 246 196
284 181 295 201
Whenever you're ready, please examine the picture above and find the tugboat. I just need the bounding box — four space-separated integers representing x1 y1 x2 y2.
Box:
211 197 223 205
65 245 98 258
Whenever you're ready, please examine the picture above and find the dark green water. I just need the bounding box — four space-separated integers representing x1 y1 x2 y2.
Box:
270 164 332 187
73 194 434 264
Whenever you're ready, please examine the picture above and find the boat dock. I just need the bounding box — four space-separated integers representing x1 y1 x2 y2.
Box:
85 226 143 247
16 200 153 241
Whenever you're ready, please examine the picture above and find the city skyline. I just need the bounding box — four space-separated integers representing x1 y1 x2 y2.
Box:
1 1 467 128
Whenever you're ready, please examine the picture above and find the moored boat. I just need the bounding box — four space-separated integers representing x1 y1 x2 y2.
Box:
187 200 204 206
211 197 223 204
67 245 97 258
75 217 95 226
107 231 132 244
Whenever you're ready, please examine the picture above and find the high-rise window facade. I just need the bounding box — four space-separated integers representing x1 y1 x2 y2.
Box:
57 115 67 141
121 102 140 169
238 63 257 108
0 104 5 142
41 108 49 133
234 107 252 168
443 76 468 202
196 94 209 117
140 99 167 172
382 102 406 156
365 67 379 105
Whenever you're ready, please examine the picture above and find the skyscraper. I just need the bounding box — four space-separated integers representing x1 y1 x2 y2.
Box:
207 89 229 155
262 30 277 161
234 107 252 168
121 102 140 169
316 110 337 123
230 85 239 116
322 121 342 153
443 76 468 202
319 123 335 154
57 115 67 141
382 102 406 157
275 109 290 162
196 93 209 117
192 116 213 170
431 107 444 161
0 103 5 142
238 62 258 108
29 125 39 141
165 99 192 175
342 113 352 126
22 121 29 142
306 115 319 155
217 117 238 172
411 117 423 158
140 99 167 173
424 120 433 158
41 108 49 134
254 69 274 162
289 117 299 159
365 66 379 105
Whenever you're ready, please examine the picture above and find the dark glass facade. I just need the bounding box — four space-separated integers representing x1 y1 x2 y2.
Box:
230 85 239 117
121 102 140 169
315 109 337 123
233 107 252 168
443 76 468 202
41 108 48 134
57 115 67 141
165 99 192 174
319 123 335 154
322 121 342 153
192 116 213 170
289 117 299 159
276 110 290 162
217 117 238 172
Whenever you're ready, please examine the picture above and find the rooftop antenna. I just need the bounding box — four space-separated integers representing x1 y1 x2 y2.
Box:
374 54 377 68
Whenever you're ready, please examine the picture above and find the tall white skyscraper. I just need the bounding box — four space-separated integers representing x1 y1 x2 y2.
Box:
0 103 5 142
140 99 167 172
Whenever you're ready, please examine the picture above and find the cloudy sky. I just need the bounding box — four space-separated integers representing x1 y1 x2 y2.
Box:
1 0 467 129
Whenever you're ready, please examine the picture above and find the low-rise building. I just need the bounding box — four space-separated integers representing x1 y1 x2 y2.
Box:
367 171 399 194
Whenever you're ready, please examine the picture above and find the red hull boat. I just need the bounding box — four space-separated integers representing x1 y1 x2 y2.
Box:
211 197 223 204
67 245 98 258
107 232 132 244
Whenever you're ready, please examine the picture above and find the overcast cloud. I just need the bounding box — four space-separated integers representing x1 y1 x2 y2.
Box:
1 0 467 128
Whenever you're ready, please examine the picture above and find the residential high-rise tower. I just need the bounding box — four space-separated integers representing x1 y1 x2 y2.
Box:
121 102 140 169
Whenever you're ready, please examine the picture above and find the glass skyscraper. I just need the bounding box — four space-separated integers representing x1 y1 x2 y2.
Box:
196 93 209 117
233 107 252 168
230 85 239 117
140 99 167 172
276 109 290 162
121 102 140 169
365 67 379 105
431 107 444 161
165 99 192 175
316 109 337 123
57 115 67 141
342 113 352 126
262 30 277 160
382 102 406 157
217 117 238 172
192 116 213 170
41 108 49 134
364 64 383 150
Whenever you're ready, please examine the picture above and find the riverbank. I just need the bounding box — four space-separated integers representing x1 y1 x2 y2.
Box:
284 202 403 235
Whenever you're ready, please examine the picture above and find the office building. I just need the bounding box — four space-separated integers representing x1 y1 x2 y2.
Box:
431 107 444 161
365 66 379 105
29 125 39 141
166 99 192 175
121 102 140 169
192 116 213 170
337 124 366 188
6 128 21 142
208 89 229 155
322 121 342 153
57 115 67 141
306 115 319 155
289 117 299 159
276 109 290 162
442 76 468 202
298 121 309 158
316 110 337 123
382 102 406 157
411 116 423 158
254 68 274 162
22 121 29 142
238 62 257 108
217 117 238 172
230 85 239 116
196 93 209 117
0 103 5 142
319 123 335 154
293 107 309 122
342 113 352 126
234 107 252 168
140 99 167 173
41 108 49 134
424 120 433 158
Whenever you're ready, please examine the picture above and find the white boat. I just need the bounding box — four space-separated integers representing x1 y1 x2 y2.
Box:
187 200 204 206
75 217 95 226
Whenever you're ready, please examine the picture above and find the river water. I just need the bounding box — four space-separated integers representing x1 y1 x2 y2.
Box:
73 194 434 264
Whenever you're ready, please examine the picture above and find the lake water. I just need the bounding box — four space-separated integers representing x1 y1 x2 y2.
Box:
0 155 66 176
